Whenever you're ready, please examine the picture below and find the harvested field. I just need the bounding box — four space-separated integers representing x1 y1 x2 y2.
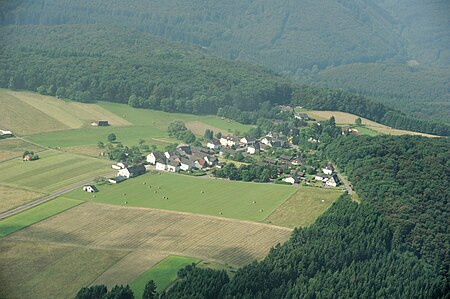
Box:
0 138 43 162
0 239 128 299
0 185 44 214
8 202 292 267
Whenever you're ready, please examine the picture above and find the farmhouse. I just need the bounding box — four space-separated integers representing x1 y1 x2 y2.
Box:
195 158 208 169
322 162 335 175
117 164 146 178
180 156 196 171
282 176 300 184
167 159 181 172
0 129 13 137
147 152 166 165
82 185 99 193
207 139 221 150
156 161 167 171
204 155 218 166
247 143 260 155
240 137 256 146
294 113 309 121
109 176 126 184
314 174 327 182
326 174 340 187
91 120 109 126
111 164 121 170
220 136 239 147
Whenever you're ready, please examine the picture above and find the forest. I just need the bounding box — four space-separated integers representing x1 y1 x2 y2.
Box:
159 135 449 298
2 25 448 136
1 0 448 120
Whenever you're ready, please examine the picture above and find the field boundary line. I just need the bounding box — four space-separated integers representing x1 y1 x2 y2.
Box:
262 187 301 223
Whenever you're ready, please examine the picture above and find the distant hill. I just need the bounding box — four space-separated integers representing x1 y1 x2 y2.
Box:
1 0 448 120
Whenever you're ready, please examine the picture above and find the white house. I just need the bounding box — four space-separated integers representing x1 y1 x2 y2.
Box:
180 158 195 171
282 176 300 184
156 161 167 171
322 162 335 175
207 139 221 150
294 113 309 121
82 185 98 193
167 159 180 172
314 174 326 182
118 164 146 178
247 143 260 155
220 136 238 147
326 174 340 187
147 152 166 165
116 162 129 169
261 137 271 145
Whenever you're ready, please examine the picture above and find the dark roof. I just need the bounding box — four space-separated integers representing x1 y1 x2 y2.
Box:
128 164 146 174
110 176 126 183
84 185 99 192
279 155 292 161
152 152 166 160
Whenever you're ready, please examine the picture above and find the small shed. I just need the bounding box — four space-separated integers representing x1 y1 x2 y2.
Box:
83 185 99 193
108 176 126 184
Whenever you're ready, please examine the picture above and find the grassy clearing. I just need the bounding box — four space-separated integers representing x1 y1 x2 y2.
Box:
10 202 292 266
0 150 112 192
65 172 296 222
0 239 127 299
0 185 44 214
130 256 201 296
264 187 342 228
0 197 82 237
0 138 43 162
304 110 437 137
351 126 380 136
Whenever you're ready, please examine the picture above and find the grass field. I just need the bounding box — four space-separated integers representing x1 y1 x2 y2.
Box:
264 187 342 228
0 185 44 214
0 197 82 237
0 89 129 135
130 256 201 297
64 172 297 221
304 110 437 137
0 150 112 193
0 138 43 162
0 239 128 299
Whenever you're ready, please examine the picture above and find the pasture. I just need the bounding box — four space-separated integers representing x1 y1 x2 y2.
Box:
0 202 292 298
130 256 201 297
0 138 43 162
304 110 437 137
0 89 129 135
0 185 44 214
264 187 342 228
0 150 112 193
65 172 297 221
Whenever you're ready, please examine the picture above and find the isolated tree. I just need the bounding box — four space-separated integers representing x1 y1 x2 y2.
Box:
215 132 222 139
139 139 145 145
97 141 105 148
355 117 362 125
108 133 117 142
142 280 157 299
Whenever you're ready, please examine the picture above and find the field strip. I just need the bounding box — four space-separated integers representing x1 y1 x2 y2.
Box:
8 202 293 267
91 251 168 288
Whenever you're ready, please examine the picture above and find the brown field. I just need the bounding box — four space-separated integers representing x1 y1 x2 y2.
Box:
8 202 292 267
0 185 44 213
185 120 228 136
306 110 437 137
0 239 127 299
0 138 43 162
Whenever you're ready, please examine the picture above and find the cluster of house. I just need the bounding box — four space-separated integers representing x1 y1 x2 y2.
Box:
146 145 221 172
206 131 291 156
313 162 340 187
341 127 361 136
108 162 147 184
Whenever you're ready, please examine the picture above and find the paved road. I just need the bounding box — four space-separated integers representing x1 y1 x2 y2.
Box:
337 173 353 195
0 180 92 220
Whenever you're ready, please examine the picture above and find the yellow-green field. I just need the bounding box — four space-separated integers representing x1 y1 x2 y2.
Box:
0 185 44 214
0 150 112 193
304 110 437 137
264 187 342 228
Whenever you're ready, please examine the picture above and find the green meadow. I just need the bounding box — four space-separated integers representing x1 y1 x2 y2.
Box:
0 197 82 237
130 256 201 297
64 172 297 222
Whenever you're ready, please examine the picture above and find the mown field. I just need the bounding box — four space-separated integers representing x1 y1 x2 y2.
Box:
264 187 342 228
0 89 129 135
0 150 112 193
0 202 292 298
305 110 437 137
65 172 297 222
0 185 44 214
